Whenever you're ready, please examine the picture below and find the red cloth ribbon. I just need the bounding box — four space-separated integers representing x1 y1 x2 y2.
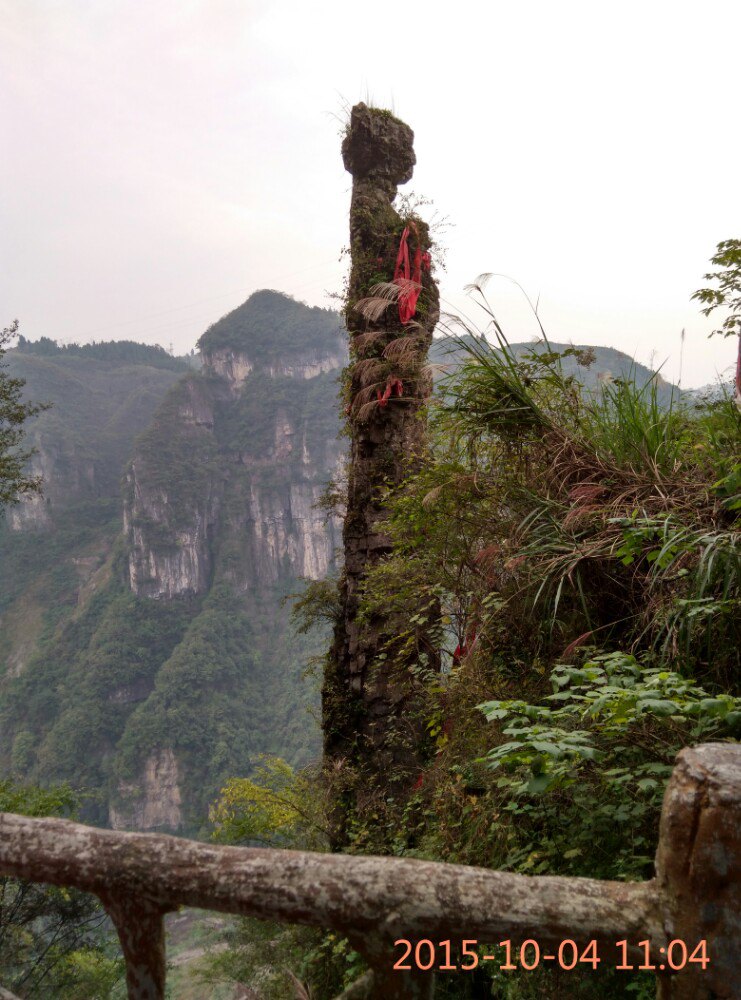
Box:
452 624 478 665
393 223 431 324
376 378 403 408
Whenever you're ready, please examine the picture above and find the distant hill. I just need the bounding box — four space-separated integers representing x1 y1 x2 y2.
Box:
3 343 189 536
199 290 343 364
430 336 680 407
14 334 193 370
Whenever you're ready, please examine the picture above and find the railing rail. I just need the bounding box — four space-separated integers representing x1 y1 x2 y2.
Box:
0 743 738 999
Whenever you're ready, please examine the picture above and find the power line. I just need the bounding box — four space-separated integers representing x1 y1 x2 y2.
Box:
67 257 340 342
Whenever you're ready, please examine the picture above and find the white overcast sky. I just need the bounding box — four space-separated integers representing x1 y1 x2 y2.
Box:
2 0 739 387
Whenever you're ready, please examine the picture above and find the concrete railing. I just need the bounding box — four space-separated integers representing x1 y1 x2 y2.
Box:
0 743 738 999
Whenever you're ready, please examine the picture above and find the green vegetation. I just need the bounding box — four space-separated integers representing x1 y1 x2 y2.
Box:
0 567 195 823
350 313 736 995
217 369 340 460
4 276 737 996
1 298 335 832
0 545 324 831
196 915 342 1000
0 333 127 997
692 238 741 341
0 321 48 506
113 583 317 830
164 909 237 1000
205 262 738 997
477 652 739 881
5 341 187 501
430 336 678 406
210 754 328 850
127 373 222 536
202 758 344 999
14 334 191 371
0 779 123 999
198 289 343 363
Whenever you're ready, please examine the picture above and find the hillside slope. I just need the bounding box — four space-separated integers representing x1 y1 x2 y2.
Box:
0 342 187 678
0 294 344 831
0 296 681 833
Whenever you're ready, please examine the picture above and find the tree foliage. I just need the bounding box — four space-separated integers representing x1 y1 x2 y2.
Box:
280 264 738 996
692 237 741 413
14 334 189 370
0 321 48 507
478 651 740 879
197 290 343 363
692 238 741 339
0 780 122 999
209 754 328 850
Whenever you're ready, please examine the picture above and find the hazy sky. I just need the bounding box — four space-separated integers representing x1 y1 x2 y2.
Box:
2 0 739 387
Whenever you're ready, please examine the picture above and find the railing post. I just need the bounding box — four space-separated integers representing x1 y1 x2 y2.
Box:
100 893 168 1000
655 742 741 999
347 931 435 1000
337 969 434 1000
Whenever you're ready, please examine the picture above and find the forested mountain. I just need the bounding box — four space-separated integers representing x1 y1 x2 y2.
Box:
0 291 683 834
0 292 344 832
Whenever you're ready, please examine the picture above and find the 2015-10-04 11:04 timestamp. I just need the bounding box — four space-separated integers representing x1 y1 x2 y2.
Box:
392 938 710 972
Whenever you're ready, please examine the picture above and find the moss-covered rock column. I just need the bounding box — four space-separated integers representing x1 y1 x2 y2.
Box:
323 103 440 847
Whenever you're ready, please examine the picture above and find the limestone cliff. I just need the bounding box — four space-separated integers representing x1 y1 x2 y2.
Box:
203 345 344 387
109 748 182 831
124 290 346 603
0 298 346 833
124 374 224 599
110 291 346 830
3 345 187 532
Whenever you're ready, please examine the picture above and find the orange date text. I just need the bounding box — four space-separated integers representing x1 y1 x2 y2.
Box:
392 938 710 973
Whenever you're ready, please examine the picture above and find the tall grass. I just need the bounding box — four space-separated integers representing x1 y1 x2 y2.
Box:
436 289 740 684
580 371 686 476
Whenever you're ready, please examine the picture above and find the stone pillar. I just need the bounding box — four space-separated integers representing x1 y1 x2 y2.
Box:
655 742 741 999
323 104 440 846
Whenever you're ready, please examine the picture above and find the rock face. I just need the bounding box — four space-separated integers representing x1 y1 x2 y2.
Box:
124 291 346 603
203 346 345 388
124 375 223 600
124 478 219 599
5 449 53 531
5 442 98 532
109 748 182 831
6 430 109 533
109 291 346 829
0 297 347 834
200 347 254 388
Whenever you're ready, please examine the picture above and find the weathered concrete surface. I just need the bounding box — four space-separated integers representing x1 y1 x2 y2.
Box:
3 744 740 999
102 893 168 1000
0 810 661 998
655 743 741 999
